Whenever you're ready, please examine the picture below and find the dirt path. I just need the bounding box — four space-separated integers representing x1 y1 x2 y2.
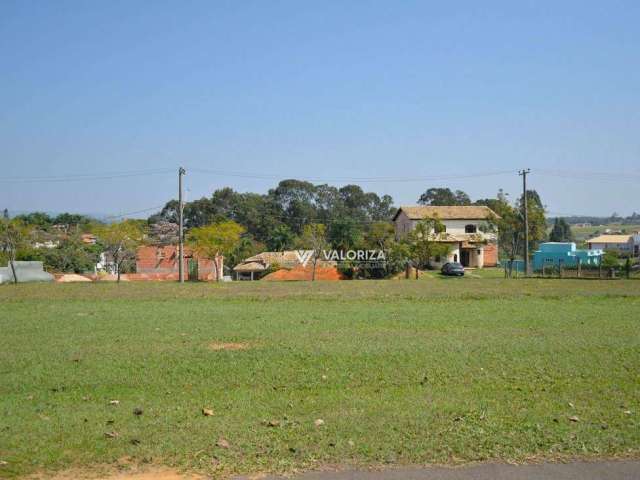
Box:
237 460 640 480
24 460 640 480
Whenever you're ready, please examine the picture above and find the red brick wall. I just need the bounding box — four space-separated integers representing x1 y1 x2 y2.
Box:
136 245 186 275
136 246 223 281
483 243 498 267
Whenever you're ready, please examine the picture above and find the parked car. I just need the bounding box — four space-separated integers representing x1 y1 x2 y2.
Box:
441 262 465 276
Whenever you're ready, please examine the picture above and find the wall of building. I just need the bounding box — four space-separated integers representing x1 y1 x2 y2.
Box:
483 243 498 267
588 241 633 253
394 211 414 239
136 246 223 281
394 211 496 241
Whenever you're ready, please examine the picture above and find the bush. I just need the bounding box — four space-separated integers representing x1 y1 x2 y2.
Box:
601 251 620 269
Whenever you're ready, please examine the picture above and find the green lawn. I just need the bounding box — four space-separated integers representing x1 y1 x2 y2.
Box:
1 278 639 478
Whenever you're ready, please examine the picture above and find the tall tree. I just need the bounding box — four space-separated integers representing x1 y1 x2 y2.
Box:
269 179 317 234
549 217 573 242
418 188 471 206
266 224 296 251
188 220 245 282
299 223 327 281
518 190 547 254
0 219 32 284
327 218 362 251
95 220 145 283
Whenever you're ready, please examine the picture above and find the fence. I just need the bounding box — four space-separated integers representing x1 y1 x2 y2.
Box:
503 260 636 279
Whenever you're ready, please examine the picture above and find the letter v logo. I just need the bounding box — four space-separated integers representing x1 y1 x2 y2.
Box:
295 250 314 267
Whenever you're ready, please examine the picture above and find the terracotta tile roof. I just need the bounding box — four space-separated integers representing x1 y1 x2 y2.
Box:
233 261 268 272
244 251 313 265
234 250 336 272
587 235 632 244
393 205 499 221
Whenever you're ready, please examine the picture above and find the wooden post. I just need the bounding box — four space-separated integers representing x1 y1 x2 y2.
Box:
577 257 581 278
599 262 603 279
558 260 563 278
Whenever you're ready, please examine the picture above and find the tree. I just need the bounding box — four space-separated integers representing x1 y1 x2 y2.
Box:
152 180 396 249
549 217 573 242
95 220 145 282
269 179 318 234
404 217 450 270
0 219 32 283
188 220 245 282
327 218 362 251
517 190 547 254
364 222 396 251
299 223 327 281
266 224 296 251
42 234 101 273
362 221 397 278
418 188 471 206
601 251 620 269
13 212 53 230
228 236 263 272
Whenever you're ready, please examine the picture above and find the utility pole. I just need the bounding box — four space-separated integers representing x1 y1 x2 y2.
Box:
519 169 531 276
178 167 186 283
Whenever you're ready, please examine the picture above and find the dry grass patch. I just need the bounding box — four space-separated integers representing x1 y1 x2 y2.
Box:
28 467 204 480
208 341 252 351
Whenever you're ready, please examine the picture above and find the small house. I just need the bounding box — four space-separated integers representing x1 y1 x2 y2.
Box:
587 234 639 257
533 242 602 270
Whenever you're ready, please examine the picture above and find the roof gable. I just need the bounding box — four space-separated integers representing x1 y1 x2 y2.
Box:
587 234 632 244
392 205 499 221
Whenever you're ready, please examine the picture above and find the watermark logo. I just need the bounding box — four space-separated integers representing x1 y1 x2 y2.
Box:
294 249 386 268
295 250 314 267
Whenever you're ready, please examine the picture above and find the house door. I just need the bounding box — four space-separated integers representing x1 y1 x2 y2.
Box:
460 250 470 267
188 259 199 281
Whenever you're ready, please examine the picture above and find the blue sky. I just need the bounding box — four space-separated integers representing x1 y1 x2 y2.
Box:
1 1 639 217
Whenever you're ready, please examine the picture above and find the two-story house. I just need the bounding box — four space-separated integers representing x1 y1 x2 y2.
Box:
392 205 499 268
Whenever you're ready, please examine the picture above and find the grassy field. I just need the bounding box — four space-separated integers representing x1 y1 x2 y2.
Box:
1 277 639 478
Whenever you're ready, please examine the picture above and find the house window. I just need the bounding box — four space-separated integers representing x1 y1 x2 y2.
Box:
465 224 477 233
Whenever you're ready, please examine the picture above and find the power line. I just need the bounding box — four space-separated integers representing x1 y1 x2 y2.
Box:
102 205 166 221
0 168 175 184
187 167 516 183
5 165 639 184
536 169 640 182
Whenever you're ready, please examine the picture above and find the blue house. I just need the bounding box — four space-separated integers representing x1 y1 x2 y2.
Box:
533 242 602 270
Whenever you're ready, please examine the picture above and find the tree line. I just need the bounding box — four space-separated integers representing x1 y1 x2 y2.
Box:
2 182 550 279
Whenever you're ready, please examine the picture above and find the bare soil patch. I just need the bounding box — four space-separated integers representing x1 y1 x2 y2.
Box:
208 341 251 351
29 467 204 480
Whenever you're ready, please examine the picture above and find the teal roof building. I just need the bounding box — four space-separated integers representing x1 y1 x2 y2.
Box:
532 242 602 270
